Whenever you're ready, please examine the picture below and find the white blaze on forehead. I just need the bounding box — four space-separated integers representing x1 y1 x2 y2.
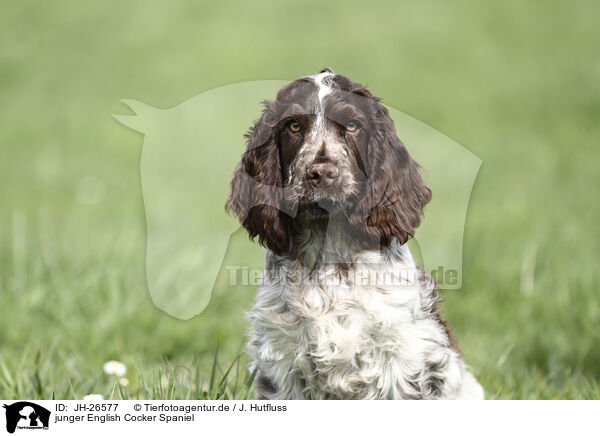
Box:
311 70 334 104
307 70 335 139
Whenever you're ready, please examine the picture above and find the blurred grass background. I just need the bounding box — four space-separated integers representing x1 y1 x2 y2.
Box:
1 0 599 399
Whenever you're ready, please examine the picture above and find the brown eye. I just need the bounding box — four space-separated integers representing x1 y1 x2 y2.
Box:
289 120 301 132
346 120 359 132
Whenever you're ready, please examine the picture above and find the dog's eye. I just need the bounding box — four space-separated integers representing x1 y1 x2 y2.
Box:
288 120 301 132
346 120 360 132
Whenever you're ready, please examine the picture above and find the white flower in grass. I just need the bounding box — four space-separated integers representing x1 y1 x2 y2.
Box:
103 360 127 377
83 394 104 401
119 377 130 387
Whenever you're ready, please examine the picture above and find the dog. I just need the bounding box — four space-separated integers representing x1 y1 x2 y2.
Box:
226 69 483 399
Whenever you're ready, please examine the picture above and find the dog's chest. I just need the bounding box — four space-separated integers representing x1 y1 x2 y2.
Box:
249 245 478 400
252 258 442 398
282 279 421 358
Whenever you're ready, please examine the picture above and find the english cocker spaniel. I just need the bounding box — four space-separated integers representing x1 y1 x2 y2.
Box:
226 69 483 400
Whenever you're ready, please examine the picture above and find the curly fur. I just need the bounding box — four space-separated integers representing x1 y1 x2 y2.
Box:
226 69 483 400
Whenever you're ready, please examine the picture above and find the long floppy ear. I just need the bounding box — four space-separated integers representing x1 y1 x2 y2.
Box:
350 97 431 249
225 101 292 255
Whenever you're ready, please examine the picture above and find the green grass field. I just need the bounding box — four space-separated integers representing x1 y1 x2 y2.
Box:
1 0 599 399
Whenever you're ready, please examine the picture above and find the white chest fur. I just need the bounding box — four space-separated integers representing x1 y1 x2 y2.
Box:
247 241 484 400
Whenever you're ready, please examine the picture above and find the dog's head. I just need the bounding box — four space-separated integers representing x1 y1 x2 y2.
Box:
226 69 431 255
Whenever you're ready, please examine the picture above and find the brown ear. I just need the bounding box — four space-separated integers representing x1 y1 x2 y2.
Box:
350 100 431 248
225 102 292 255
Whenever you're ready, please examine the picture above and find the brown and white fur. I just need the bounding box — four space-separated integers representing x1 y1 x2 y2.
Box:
226 69 483 400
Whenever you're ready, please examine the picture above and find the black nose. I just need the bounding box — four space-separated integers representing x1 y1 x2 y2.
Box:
307 163 339 187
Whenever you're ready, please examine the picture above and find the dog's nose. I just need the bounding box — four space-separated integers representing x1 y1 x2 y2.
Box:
307 163 339 187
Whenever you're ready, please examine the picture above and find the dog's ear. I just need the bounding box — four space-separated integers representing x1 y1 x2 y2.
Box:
349 93 431 248
226 101 292 255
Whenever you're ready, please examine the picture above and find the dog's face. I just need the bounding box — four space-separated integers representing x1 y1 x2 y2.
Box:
276 71 370 218
227 69 431 255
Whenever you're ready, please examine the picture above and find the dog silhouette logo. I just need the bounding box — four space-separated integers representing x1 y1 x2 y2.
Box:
2 402 50 433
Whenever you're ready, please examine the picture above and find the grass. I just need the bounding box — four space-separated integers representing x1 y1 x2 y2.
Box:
1 0 599 399
0 346 256 400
